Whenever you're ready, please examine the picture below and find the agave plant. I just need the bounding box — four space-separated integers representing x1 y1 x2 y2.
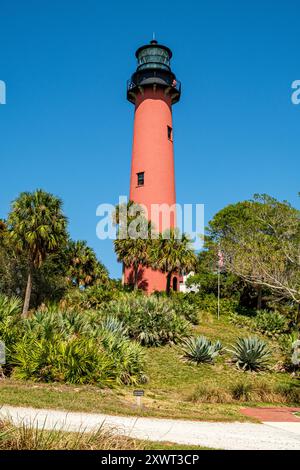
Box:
181 336 222 364
229 336 271 371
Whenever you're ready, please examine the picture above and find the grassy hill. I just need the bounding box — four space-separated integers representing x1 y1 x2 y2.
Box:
1 310 299 422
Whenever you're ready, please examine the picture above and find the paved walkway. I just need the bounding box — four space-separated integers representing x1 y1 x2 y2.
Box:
241 407 300 422
1 405 300 450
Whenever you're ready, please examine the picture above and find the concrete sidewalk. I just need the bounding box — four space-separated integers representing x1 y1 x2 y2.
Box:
1 405 300 450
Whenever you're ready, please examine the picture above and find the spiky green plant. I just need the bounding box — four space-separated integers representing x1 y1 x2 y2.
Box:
100 316 127 337
229 336 271 371
12 312 146 386
103 295 190 346
0 295 22 319
12 335 117 386
181 336 222 364
23 311 62 340
61 310 88 336
0 294 23 358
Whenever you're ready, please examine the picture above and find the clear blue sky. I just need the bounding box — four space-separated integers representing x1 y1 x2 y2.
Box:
0 0 299 278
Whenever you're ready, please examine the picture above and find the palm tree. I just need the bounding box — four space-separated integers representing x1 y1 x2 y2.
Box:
112 200 139 226
114 235 150 290
150 228 197 295
8 190 68 316
66 240 108 288
0 219 6 237
113 201 152 290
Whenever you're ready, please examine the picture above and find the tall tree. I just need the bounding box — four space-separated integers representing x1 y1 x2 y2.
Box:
208 194 300 306
66 240 108 288
150 228 197 294
113 201 152 290
114 216 151 290
7 190 68 316
114 236 150 290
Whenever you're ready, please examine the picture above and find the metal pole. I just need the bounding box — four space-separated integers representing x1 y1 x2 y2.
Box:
217 260 220 320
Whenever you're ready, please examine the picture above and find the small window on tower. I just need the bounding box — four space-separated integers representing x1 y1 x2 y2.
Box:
137 172 144 186
167 125 173 141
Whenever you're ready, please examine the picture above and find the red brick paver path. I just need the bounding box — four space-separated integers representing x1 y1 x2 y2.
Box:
241 407 300 422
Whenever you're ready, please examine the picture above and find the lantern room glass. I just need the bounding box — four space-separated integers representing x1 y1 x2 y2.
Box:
137 47 170 71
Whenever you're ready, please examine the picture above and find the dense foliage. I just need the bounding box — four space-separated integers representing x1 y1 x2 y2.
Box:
0 295 146 386
102 295 190 346
0 189 299 393
208 195 300 306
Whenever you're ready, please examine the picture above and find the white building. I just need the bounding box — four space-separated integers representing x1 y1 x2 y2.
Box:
179 271 199 293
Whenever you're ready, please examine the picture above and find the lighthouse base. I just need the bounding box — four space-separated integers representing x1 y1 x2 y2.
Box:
124 266 179 294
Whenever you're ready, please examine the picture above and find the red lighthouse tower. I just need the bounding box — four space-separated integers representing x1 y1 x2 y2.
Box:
125 39 181 293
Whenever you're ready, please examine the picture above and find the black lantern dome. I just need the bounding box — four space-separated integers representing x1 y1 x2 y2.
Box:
127 40 181 105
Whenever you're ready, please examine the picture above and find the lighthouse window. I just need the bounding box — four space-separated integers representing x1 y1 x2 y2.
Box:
167 126 173 141
137 172 144 186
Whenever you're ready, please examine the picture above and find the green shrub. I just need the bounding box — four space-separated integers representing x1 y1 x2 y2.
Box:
230 310 289 338
12 336 115 385
181 336 222 364
170 293 199 324
254 310 288 337
229 313 254 329
0 295 23 372
10 306 146 386
23 310 92 340
12 332 146 386
23 311 62 340
99 316 128 337
97 328 146 385
103 295 190 346
193 294 238 317
0 294 23 344
62 284 122 311
229 336 272 371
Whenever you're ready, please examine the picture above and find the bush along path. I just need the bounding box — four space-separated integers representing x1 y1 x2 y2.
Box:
1 405 300 450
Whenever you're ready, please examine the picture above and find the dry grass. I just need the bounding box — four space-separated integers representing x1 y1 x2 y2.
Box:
186 380 296 405
0 419 210 450
0 419 141 450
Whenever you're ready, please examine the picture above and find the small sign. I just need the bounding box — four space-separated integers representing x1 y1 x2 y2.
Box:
133 389 144 409
0 341 5 365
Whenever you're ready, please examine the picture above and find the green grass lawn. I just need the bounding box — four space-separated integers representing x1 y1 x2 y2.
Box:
0 313 299 422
